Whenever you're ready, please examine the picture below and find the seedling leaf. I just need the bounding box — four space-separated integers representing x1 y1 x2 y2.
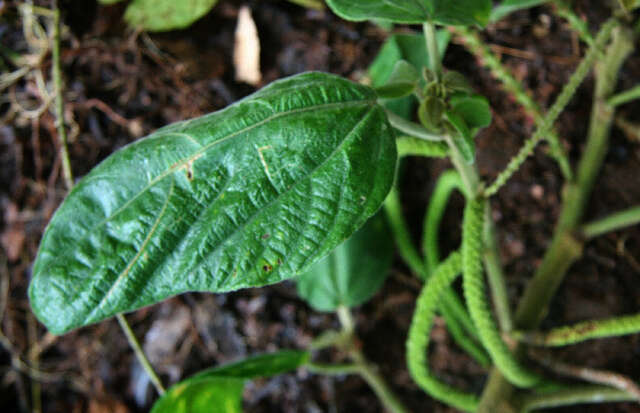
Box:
151 351 309 413
450 94 492 131
374 60 420 99
296 212 393 311
124 0 219 32
29 72 397 334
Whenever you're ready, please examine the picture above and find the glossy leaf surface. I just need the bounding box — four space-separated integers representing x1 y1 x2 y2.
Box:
296 212 393 311
124 0 219 31
29 72 397 334
151 351 309 413
326 0 492 26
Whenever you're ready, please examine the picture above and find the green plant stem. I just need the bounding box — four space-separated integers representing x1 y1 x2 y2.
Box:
51 1 73 191
454 27 572 180
581 205 640 238
516 312 640 346
444 134 480 197
483 18 618 197
116 314 166 395
477 24 634 412
554 0 595 46
608 84 640 106
385 109 443 141
396 136 448 158
423 21 442 80
335 307 409 413
518 385 638 412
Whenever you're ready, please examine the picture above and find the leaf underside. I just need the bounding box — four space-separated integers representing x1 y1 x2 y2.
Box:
29 72 396 334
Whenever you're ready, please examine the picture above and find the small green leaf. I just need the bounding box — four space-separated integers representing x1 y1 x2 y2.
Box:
443 71 473 94
326 0 492 26
418 96 446 131
368 31 450 118
450 94 492 130
296 212 393 311
445 111 475 163
151 351 309 413
124 0 219 32
29 73 397 334
490 0 550 22
375 60 420 99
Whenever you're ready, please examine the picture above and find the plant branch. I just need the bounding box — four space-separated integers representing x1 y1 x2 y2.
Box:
423 21 442 80
384 109 444 142
608 84 640 106
519 385 638 412
477 23 634 412
453 27 572 180
483 18 618 197
51 0 73 190
396 136 448 158
581 205 640 238
116 314 166 395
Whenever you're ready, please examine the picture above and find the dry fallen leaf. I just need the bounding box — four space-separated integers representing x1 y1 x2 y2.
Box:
234 5 261 86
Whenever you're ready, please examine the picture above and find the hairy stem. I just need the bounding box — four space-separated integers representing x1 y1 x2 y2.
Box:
519 385 638 412
483 18 618 197
385 109 444 142
396 136 448 158
424 21 442 80
116 314 166 395
608 84 640 107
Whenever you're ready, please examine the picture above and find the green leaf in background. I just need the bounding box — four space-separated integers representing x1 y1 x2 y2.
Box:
29 72 397 334
326 0 492 26
151 351 309 413
296 212 393 312
374 60 420 99
98 0 125 4
619 0 640 11
124 0 219 32
369 31 450 118
445 110 475 164
490 0 551 22
450 94 492 131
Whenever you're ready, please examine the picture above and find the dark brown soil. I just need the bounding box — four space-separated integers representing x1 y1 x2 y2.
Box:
1 1 639 412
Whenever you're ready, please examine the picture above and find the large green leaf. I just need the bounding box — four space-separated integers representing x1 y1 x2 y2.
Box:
296 212 393 311
151 351 309 413
490 0 551 22
326 0 492 26
124 0 219 31
29 72 397 334
368 31 450 119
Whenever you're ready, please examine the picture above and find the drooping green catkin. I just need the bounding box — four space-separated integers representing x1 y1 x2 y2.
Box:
519 312 640 347
422 170 465 275
454 27 572 181
406 251 480 412
554 1 595 46
396 136 449 158
385 187 488 366
482 18 618 197
462 198 540 388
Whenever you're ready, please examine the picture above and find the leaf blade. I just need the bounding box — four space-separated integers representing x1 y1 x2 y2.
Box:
29 72 397 334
